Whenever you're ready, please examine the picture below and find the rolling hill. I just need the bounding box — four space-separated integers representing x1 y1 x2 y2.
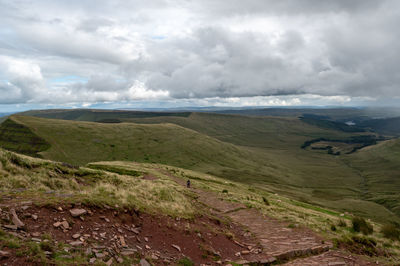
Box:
1 111 400 224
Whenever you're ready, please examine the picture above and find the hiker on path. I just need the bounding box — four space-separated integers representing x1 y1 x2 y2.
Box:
186 179 191 188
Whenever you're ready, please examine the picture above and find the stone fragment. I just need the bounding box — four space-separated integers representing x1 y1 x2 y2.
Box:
61 221 69 229
10 208 24 228
0 250 10 258
69 208 87 217
145 245 151 250
106 258 113 266
89 257 96 263
140 259 151 266
172 244 181 252
31 214 38 220
53 222 62 228
121 248 137 256
119 235 127 247
72 233 80 239
31 232 40 237
3 225 18 230
70 241 83 246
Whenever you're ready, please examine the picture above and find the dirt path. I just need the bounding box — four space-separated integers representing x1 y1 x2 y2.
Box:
161 169 377 265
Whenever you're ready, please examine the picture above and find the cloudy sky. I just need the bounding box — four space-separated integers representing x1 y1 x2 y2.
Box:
1 0 400 111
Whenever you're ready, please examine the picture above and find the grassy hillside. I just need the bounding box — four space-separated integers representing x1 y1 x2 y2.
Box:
6 115 273 178
343 139 400 218
0 148 195 217
359 117 400 136
0 118 50 157
2 114 400 224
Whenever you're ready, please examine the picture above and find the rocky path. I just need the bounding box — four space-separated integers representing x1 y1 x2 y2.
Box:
162 169 376 265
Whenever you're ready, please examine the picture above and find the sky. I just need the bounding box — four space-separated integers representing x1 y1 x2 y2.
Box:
1 0 400 112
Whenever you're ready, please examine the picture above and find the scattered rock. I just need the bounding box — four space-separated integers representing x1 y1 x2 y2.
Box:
328 263 346 266
172 244 181 252
31 238 41 242
144 237 148 242
89 257 96 264
119 235 127 247
10 208 25 228
121 248 137 256
241 250 250 255
31 214 38 220
95 252 105 258
0 250 10 258
69 208 87 217
53 222 62 228
21 206 29 210
70 241 83 246
61 221 69 229
117 257 124 263
106 258 113 266
145 245 151 250
3 225 18 230
140 259 151 266
57 207 63 211
31 232 40 237
72 234 80 239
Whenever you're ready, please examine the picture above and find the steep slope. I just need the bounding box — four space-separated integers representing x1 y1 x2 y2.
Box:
4 115 270 177
0 118 50 157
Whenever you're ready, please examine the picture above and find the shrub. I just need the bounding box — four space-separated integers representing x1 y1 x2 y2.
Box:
330 224 337 231
338 219 347 227
178 257 194 266
381 223 400 240
222 189 228 193
352 217 373 235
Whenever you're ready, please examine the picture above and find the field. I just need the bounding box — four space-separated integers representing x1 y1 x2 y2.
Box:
0 111 400 224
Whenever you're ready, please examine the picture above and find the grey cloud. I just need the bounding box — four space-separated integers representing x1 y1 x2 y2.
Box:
0 0 400 106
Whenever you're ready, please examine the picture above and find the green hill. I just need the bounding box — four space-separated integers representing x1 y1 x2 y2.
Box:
1 112 400 223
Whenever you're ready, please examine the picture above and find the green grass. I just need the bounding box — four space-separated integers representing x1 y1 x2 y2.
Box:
0 149 196 218
0 118 50 157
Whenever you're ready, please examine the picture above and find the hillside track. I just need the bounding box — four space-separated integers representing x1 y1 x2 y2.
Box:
160 169 377 265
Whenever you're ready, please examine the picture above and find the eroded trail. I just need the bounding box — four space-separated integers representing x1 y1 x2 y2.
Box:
160 169 376 265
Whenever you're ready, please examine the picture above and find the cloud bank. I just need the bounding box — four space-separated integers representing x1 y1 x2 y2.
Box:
0 0 399 108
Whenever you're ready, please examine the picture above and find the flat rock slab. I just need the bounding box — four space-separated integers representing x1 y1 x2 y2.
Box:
283 250 376 265
227 208 327 257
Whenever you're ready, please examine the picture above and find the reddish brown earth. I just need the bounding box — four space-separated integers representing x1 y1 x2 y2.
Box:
0 199 257 265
